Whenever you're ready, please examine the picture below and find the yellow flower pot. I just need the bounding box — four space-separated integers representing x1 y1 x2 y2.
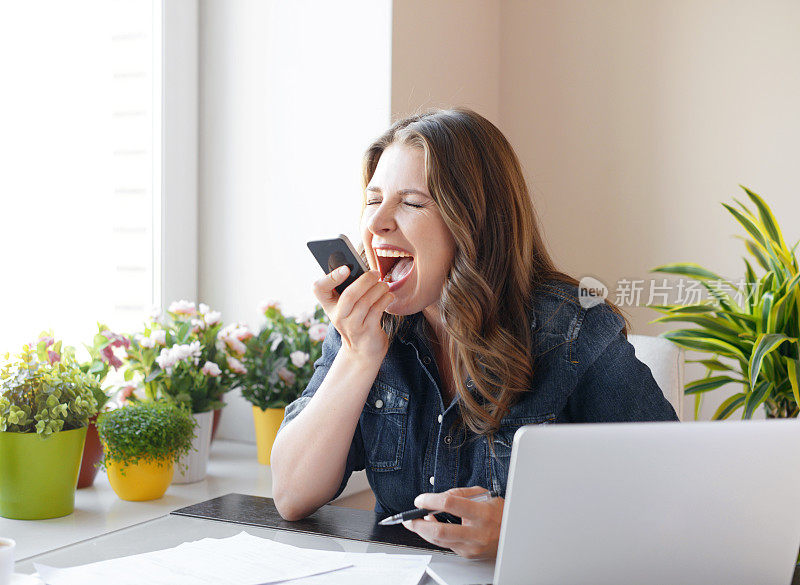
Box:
252 406 285 466
106 457 174 501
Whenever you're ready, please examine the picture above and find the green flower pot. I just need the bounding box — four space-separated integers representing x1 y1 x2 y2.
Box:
0 426 87 519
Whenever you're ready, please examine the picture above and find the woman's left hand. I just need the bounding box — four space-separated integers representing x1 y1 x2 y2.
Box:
402 486 504 559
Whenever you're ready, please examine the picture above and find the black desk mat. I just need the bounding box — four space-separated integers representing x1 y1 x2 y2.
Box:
171 493 449 553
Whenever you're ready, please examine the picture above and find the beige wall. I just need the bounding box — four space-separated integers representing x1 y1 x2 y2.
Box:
391 0 800 419
391 0 501 122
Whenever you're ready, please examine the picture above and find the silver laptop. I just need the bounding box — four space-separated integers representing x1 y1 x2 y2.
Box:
427 420 800 585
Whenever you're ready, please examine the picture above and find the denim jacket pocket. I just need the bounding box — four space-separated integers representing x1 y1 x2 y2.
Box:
361 380 410 472
487 413 555 494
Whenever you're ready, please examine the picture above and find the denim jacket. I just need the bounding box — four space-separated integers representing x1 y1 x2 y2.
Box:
278 279 678 516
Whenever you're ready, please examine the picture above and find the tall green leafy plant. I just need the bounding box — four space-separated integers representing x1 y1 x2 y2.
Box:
651 186 799 419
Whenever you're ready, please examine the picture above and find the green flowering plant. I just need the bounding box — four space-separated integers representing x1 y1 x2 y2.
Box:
239 302 329 410
96 401 196 470
80 323 130 412
0 334 99 436
122 301 240 413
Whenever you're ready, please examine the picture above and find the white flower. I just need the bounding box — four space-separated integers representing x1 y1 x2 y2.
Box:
148 306 164 324
152 330 167 345
277 367 296 386
191 318 206 331
308 323 329 342
198 303 211 315
205 311 222 326
168 299 196 315
226 355 247 375
290 351 310 368
270 334 284 352
156 347 177 370
201 361 221 377
140 336 156 349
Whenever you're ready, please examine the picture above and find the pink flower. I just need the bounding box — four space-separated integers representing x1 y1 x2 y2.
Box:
47 350 61 365
277 367 296 386
101 345 123 369
226 355 247 375
308 323 329 343
191 318 205 333
218 323 251 356
259 299 281 314
168 300 196 316
201 361 222 377
38 336 54 348
290 351 310 368
102 329 131 350
118 384 136 405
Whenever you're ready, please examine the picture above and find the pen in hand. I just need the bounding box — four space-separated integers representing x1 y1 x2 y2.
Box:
378 490 500 526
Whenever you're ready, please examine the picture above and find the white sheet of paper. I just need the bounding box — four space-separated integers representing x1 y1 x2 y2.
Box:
286 552 432 585
35 532 351 585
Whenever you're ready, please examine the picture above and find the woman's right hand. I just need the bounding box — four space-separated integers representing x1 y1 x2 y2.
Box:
313 267 394 360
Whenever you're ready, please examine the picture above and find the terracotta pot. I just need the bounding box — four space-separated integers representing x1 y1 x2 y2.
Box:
252 406 285 466
210 408 222 443
77 417 103 488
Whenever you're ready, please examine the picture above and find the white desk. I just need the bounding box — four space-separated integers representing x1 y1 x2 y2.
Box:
15 514 492 584
1 439 369 562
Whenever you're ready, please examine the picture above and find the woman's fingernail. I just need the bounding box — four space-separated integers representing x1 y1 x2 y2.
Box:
337 266 349 276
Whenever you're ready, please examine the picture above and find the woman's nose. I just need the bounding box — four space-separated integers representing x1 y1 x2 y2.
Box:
367 204 396 234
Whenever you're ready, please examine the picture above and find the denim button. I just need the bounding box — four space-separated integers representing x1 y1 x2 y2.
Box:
429 476 435 486
444 435 452 445
437 414 443 424
422 356 431 365
374 399 384 409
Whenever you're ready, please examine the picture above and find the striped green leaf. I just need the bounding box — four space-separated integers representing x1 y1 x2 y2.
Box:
652 314 743 336
743 380 773 419
686 358 734 372
741 237 771 272
740 186 788 251
685 375 744 395
712 393 746 420
749 333 794 388
786 357 800 408
651 263 727 281
662 330 748 363
723 203 770 251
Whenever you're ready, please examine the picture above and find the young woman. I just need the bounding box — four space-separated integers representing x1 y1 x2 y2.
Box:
270 108 678 559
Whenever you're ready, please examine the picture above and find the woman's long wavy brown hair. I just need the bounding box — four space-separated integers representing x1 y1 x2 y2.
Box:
362 108 625 436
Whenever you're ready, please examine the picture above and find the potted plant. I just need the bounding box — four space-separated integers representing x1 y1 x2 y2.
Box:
123 301 238 483
240 302 329 465
76 324 130 488
0 336 98 519
96 401 196 501
651 186 799 419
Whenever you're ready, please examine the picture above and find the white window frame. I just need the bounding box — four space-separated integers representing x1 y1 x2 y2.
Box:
155 0 199 309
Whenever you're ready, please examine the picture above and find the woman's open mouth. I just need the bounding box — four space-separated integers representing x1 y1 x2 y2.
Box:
374 248 415 290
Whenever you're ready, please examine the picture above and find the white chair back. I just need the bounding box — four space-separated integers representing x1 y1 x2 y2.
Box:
628 334 684 420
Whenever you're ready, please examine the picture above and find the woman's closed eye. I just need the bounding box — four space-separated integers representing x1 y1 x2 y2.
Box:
365 199 426 208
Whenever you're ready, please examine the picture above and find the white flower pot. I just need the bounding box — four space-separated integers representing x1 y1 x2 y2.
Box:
173 411 213 484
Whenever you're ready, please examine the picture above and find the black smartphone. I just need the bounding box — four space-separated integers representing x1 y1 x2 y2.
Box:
307 234 370 295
